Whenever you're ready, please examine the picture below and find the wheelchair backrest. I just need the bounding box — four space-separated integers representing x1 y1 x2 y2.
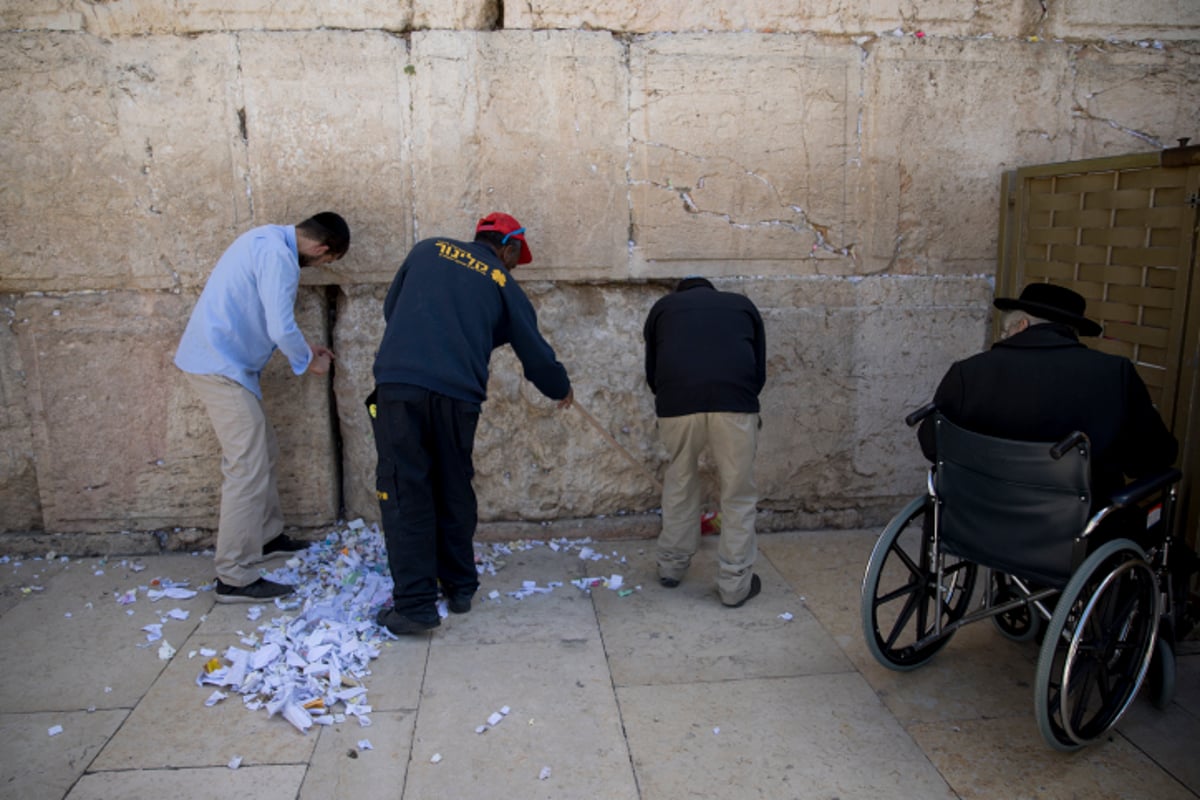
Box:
933 414 1091 588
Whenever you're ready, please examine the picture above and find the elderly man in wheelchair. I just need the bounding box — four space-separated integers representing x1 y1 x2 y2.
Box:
861 283 1195 751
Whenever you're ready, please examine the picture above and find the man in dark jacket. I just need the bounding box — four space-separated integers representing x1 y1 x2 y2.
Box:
919 282 1177 514
370 212 573 635
644 277 767 607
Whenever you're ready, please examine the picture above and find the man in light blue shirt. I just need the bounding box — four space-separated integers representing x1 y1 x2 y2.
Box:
175 212 349 602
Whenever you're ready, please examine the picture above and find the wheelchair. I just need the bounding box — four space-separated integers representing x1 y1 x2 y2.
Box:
860 406 1186 751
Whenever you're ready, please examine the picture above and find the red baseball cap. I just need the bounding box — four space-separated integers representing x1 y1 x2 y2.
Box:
476 212 532 265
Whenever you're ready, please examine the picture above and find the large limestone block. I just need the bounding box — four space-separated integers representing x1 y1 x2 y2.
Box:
862 37 1070 276
1045 0 1200 41
11 289 336 533
1069 44 1200 155
848 276 994 496
506 1 1035 38
0 297 42 532
471 282 664 520
0 33 248 292
335 281 665 523
0 1 500 34
335 276 998 525
629 34 863 279
0 2 82 31
236 31 413 287
409 31 629 280
331 284 389 524
745 277 858 507
745 275 994 512
413 0 499 30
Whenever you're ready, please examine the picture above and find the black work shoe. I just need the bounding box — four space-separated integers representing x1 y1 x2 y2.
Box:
263 534 306 555
376 607 439 635
723 574 762 608
659 576 681 588
214 577 295 604
446 595 472 614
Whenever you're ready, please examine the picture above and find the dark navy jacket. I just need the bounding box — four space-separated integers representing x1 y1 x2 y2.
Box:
643 278 766 418
918 322 1177 506
373 237 570 407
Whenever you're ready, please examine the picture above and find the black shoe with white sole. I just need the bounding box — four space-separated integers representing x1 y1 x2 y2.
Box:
214 577 295 604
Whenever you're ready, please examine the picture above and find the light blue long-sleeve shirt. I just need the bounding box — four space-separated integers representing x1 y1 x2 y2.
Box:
174 225 312 399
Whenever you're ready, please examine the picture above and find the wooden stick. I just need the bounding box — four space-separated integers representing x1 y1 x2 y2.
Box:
573 400 664 493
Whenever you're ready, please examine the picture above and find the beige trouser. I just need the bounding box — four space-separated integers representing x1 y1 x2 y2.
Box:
656 412 759 604
186 373 284 586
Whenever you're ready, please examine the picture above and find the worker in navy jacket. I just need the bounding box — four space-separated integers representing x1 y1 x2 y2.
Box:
644 277 767 607
370 213 573 635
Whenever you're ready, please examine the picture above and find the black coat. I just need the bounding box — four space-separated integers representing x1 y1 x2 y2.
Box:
644 278 766 418
918 323 1178 505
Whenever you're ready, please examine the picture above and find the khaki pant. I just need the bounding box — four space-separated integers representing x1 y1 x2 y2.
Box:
656 412 759 604
186 373 284 586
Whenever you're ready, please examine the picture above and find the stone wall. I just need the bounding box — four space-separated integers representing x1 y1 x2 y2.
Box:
2 1 1198 548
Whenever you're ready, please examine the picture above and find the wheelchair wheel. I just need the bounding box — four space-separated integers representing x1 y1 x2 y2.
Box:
1147 635 1176 710
861 495 977 671
990 571 1044 643
1034 539 1159 751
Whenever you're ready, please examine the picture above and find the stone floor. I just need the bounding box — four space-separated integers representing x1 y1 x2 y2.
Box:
0 529 1196 800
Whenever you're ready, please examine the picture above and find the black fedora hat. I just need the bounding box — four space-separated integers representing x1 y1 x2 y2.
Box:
993 283 1102 337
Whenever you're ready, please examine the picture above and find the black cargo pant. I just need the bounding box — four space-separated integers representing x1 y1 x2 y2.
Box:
369 383 480 625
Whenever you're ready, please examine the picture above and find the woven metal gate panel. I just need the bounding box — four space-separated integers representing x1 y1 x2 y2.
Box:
998 147 1200 546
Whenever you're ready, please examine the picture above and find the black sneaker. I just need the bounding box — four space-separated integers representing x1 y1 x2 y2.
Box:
214 577 295 604
263 534 306 555
722 574 761 608
659 576 681 588
376 606 439 635
446 594 472 614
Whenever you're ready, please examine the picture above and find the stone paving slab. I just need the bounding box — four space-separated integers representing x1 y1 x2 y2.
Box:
66 765 306 800
407 638 638 799
0 709 127 800
760 530 1043 724
0 530 1195 799
908 714 1198 800
593 539 849 687
619 672 957 799
0 553 214 712
89 649 319 771
299 710 417 800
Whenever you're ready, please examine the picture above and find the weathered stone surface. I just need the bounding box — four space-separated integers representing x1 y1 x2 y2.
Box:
1 10 1198 542
1046 0 1200 41
862 37 1071 276
1069 43 1200 153
0 296 41 532
0 0 502 35
0 33 247 292
335 280 667 524
331 284 388 524
238 31 414 287
333 275 992 526
469 282 664 520
629 34 863 278
409 31 630 281
506 1 1037 37
11 289 336 533
0 530 159 558
14 1 1199 41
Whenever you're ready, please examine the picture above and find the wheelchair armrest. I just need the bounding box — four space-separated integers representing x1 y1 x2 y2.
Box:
1109 468 1183 508
905 402 937 428
1050 431 1088 460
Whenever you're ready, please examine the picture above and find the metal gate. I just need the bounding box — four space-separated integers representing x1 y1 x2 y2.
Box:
998 143 1200 548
